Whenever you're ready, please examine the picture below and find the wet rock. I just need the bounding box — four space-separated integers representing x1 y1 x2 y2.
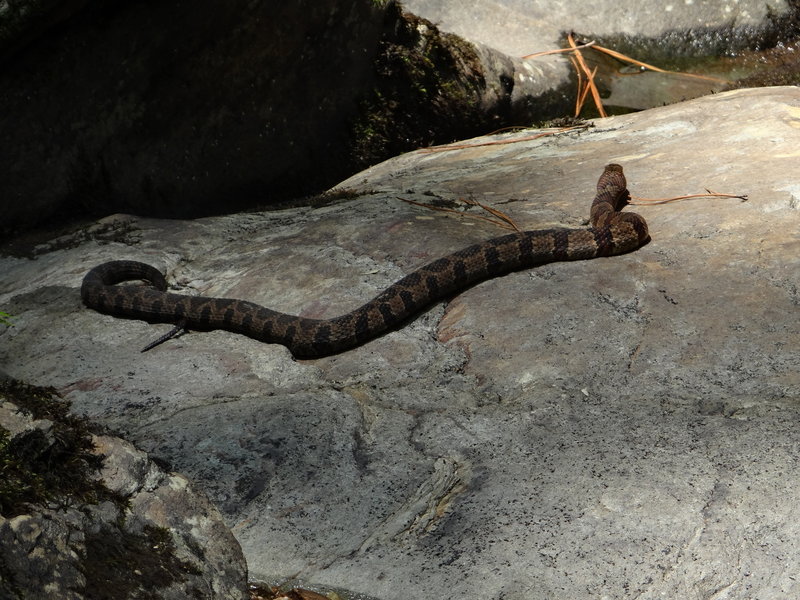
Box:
1 86 800 599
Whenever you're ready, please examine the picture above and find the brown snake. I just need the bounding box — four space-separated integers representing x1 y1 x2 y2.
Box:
81 164 649 358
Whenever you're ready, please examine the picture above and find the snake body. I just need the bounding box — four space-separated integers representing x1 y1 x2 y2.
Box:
81 164 649 358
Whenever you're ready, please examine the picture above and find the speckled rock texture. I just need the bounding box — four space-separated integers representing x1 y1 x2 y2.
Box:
0 396 248 599
402 0 791 56
1 86 799 599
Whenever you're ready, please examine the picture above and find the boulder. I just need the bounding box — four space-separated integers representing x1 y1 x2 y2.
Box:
0 0 383 235
1 86 800 599
0 381 248 599
0 0 558 238
402 0 793 57
403 0 800 112
0 0 91 61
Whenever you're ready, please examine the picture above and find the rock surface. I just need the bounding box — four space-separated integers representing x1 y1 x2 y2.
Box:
0 387 248 599
2 86 800 599
4 0 793 238
402 0 792 57
403 0 799 113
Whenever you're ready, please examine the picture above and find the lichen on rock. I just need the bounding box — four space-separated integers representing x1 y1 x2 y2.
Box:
0 377 248 600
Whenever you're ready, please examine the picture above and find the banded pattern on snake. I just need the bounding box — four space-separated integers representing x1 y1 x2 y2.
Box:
81 164 649 358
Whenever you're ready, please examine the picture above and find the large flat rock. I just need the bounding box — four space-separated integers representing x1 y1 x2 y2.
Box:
2 86 799 599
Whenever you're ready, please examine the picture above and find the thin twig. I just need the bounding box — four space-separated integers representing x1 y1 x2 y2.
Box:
401 187 747 236
460 197 522 231
591 45 729 84
567 33 606 117
576 64 599 116
418 124 589 153
523 36 729 118
629 191 748 205
397 197 521 231
570 54 583 116
482 125 532 136
522 41 597 60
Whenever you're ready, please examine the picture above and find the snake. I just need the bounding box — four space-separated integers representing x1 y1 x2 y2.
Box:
81 164 649 358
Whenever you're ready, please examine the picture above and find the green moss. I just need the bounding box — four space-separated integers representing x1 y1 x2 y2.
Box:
350 3 494 169
0 428 47 518
0 378 120 518
0 378 206 597
0 546 23 599
724 40 800 88
82 524 202 599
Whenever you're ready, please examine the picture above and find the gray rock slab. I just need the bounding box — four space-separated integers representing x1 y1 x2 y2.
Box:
402 0 791 56
2 86 800 599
